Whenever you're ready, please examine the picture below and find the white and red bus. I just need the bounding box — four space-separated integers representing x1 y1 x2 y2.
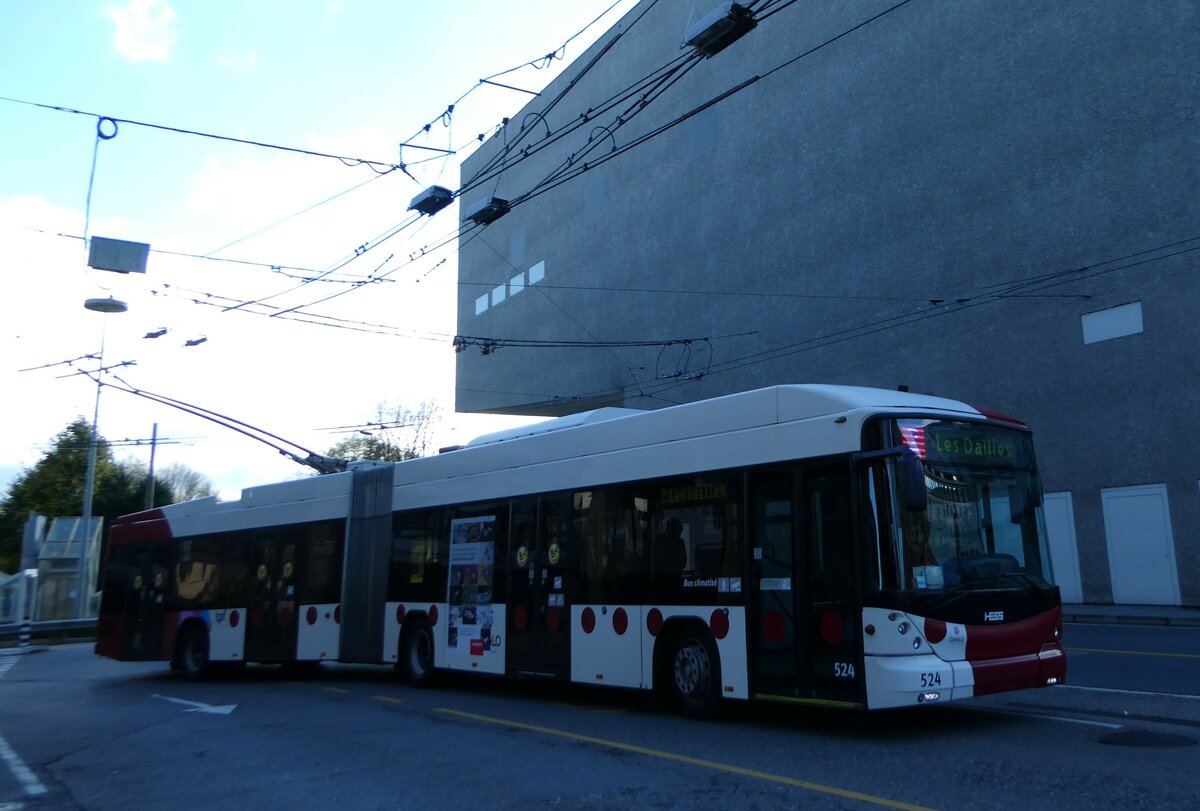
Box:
96 384 1066 716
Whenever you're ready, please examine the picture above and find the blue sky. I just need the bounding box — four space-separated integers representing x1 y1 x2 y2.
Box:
1 0 634 498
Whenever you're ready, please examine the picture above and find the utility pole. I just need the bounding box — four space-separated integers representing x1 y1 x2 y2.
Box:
145 422 158 510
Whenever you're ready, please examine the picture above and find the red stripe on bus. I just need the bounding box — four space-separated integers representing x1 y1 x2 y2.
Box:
964 607 1060 660
109 510 172 545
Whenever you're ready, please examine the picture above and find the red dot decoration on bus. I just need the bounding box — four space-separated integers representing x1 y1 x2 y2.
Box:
709 609 730 640
819 609 844 646
514 605 528 632
546 606 561 633
613 607 629 636
763 609 785 642
396 604 406 625
306 606 318 625
581 607 596 634
924 618 947 644
334 605 341 624
428 605 438 626
229 610 240 628
646 607 664 637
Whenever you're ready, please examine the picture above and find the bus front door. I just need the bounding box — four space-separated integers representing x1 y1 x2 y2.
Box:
749 462 863 706
245 532 298 661
800 460 862 705
506 496 572 677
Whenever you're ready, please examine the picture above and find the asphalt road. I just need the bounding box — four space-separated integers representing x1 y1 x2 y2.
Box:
1062 622 1200 696
2 624 1198 811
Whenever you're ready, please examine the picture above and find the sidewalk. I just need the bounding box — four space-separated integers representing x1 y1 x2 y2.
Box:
1062 602 1200 627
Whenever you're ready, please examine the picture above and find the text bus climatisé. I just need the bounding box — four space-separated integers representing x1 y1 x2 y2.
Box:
95 384 1065 717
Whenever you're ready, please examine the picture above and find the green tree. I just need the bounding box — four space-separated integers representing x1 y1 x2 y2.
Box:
0 419 184 573
326 400 440 463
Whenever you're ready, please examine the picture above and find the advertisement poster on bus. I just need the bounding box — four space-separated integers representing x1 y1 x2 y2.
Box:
447 516 497 668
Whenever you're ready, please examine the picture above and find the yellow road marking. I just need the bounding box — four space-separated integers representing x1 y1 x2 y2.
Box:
374 695 404 704
551 701 624 714
435 708 937 811
1068 646 1200 660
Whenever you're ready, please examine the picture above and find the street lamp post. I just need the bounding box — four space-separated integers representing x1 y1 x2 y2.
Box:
77 296 127 619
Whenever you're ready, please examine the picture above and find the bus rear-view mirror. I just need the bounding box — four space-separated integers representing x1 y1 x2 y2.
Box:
897 453 928 513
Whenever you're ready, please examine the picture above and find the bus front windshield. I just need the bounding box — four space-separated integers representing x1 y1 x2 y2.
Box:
868 418 1054 593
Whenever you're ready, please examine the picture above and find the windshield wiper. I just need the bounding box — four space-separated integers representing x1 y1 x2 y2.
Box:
1000 571 1045 591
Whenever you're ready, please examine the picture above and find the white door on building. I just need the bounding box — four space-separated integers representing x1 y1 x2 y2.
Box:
1101 484 1180 606
1042 492 1083 604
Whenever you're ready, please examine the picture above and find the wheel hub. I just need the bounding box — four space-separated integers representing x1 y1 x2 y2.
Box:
674 643 709 695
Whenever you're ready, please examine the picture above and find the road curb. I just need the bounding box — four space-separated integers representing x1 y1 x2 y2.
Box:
1063 612 1200 628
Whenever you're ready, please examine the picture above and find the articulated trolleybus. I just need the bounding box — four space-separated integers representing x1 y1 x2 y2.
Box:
97 385 1065 717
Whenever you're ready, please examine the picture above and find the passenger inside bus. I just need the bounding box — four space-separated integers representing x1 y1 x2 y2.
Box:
653 517 688 576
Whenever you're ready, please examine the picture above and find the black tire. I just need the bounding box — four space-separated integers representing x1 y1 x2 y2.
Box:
664 628 721 719
399 618 435 687
177 623 211 681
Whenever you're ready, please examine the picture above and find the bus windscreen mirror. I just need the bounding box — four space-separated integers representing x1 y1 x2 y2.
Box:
897 453 927 512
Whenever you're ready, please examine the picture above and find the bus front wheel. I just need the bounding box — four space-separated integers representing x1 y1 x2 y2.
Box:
176 623 210 681
400 618 434 687
666 629 721 719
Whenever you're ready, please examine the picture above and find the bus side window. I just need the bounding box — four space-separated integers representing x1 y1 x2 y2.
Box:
220 533 251 607
175 535 223 608
389 510 444 604
577 488 647 605
651 476 740 603
303 521 344 605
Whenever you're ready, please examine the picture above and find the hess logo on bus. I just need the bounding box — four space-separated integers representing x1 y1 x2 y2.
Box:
983 610 1005 623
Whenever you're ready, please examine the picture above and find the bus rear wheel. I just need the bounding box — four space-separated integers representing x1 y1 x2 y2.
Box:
399 618 434 687
666 630 721 719
177 623 210 681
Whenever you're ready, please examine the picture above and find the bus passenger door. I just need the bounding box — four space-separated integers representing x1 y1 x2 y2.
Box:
801 460 863 704
749 470 808 697
127 541 171 660
245 532 298 661
506 496 572 677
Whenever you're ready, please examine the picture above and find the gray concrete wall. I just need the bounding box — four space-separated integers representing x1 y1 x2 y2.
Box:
456 0 1199 604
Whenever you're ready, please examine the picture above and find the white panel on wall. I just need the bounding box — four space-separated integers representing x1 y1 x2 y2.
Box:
1101 483 1180 605
491 284 506 306
509 273 525 296
475 294 489 315
1082 302 1143 344
529 260 545 284
1042 492 1083 604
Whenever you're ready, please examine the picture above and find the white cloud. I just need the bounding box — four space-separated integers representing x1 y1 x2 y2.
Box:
107 0 178 63
216 49 259 72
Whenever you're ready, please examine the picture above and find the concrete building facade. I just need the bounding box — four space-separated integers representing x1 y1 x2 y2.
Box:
455 0 1198 606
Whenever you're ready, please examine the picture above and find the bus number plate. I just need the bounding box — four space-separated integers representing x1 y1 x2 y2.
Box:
834 662 856 679
921 672 942 687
